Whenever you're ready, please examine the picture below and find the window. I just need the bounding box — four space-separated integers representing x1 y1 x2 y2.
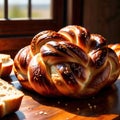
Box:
0 0 51 19
0 0 64 37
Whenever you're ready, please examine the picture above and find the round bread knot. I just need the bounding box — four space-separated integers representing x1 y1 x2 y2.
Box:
13 25 120 98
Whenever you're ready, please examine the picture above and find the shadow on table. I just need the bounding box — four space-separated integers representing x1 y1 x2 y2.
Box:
22 80 120 117
1 75 120 119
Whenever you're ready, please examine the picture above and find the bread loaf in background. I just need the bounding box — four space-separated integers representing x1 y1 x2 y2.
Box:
13 25 120 98
0 54 13 77
0 78 24 118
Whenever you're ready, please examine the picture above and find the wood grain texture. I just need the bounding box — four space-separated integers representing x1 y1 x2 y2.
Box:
1 74 120 120
83 0 120 44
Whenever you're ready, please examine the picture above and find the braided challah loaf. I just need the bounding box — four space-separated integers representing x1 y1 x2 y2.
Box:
13 25 120 98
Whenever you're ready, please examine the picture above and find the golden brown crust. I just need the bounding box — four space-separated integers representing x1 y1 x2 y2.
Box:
31 30 69 55
13 45 33 90
13 25 120 98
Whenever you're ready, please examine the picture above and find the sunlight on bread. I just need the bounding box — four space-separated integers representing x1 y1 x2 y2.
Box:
0 54 13 77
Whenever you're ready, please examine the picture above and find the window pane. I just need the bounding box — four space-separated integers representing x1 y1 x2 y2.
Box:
32 0 52 19
0 0 4 19
8 0 28 19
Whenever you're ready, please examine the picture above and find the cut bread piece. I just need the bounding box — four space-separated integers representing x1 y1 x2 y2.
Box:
0 54 13 77
0 78 24 118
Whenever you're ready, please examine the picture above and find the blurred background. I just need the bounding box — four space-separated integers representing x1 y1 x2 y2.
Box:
0 0 120 58
0 0 51 19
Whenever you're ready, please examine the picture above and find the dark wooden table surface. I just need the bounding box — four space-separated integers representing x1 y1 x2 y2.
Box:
1 74 120 120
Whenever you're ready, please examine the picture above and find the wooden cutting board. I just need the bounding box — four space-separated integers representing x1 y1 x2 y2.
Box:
1 74 120 120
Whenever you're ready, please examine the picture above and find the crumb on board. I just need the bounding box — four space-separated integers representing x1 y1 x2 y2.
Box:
35 110 48 116
88 103 97 109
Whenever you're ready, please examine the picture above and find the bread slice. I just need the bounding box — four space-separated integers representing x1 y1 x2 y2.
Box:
0 78 24 118
0 54 13 77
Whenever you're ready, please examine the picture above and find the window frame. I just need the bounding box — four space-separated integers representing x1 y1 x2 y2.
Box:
0 0 64 37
